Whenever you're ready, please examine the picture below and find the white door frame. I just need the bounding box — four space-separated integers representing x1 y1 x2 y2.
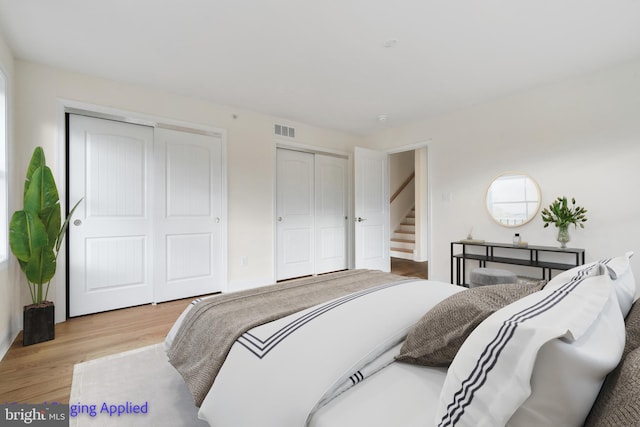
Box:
55 99 228 323
273 140 353 283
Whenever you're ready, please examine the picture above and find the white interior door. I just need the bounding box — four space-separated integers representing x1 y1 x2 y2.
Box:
354 146 390 271
68 115 154 316
153 128 224 302
276 149 315 281
315 154 348 274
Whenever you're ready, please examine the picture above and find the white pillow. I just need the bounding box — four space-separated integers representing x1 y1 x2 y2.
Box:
547 252 636 317
435 264 625 427
546 260 599 287
507 276 625 425
603 251 636 316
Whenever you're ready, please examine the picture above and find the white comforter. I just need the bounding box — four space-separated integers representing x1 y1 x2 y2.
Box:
168 279 462 426
166 255 633 427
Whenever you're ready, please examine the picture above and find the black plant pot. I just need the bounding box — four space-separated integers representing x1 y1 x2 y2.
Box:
23 301 55 346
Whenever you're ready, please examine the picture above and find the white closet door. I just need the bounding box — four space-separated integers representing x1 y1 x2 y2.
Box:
153 128 224 302
68 115 154 316
276 149 315 281
354 146 390 272
314 154 348 274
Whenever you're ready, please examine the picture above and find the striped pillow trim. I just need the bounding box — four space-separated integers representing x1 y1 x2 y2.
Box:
437 263 599 426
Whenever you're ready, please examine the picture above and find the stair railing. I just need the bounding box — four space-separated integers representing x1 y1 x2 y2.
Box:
390 172 415 203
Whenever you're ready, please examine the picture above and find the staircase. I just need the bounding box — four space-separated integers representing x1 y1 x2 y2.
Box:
390 208 415 260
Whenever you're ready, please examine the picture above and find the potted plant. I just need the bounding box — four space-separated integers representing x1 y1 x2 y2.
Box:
540 196 588 248
9 147 82 345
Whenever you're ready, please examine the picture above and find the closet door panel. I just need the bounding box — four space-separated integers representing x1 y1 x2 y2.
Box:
315 155 348 274
153 128 224 302
276 149 315 281
69 115 226 316
68 115 154 316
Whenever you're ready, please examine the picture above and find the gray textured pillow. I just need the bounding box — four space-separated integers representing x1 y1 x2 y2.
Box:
584 347 640 427
396 281 546 367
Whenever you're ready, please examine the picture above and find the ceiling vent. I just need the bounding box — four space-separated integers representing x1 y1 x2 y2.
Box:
274 123 296 139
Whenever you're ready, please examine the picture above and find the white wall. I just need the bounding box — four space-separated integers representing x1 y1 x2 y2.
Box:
389 150 415 231
4 48 639 354
366 59 640 284
12 60 363 323
0 33 16 360
390 150 414 193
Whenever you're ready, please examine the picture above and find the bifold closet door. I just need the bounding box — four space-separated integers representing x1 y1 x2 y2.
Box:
314 154 348 274
68 115 155 316
276 149 315 281
68 115 225 316
276 149 348 281
153 128 224 303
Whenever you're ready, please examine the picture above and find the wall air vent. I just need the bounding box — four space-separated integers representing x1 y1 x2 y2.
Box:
274 123 296 139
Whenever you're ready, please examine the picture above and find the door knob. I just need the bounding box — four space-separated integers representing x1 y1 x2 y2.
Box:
73 219 82 226
278 217 283 222
355 217 366 222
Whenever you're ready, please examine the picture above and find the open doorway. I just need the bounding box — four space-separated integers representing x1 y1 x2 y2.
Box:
389 145 429 278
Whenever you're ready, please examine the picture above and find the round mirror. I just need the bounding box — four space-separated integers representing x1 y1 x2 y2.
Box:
486 172 541 227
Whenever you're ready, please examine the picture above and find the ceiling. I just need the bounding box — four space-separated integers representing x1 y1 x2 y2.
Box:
1 1 640 136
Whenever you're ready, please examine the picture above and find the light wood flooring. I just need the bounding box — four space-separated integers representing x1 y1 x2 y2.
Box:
391 257 428 280
0 259 427 405
0 298 192 404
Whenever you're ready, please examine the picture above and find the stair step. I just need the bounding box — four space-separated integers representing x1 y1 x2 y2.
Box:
396 224 415 233
390 206 416 261
390 250 414 260
391 238 415 244
391 240 415 250
393 235 414 243
391 247 413 254
392 244 415 249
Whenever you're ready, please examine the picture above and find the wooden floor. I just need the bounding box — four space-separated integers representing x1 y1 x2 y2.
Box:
0 298 192 404
0 259 427 405
391 257 428 280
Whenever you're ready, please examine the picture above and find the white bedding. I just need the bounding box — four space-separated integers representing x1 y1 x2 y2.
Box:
305 261 626 427
165 253 634 427
167 278 462 426
310 347 448 427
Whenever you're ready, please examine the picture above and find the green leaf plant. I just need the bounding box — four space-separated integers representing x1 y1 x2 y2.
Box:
9 147 82 305
540 196 588 230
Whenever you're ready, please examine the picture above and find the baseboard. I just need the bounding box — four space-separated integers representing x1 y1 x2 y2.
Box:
0 329 19 363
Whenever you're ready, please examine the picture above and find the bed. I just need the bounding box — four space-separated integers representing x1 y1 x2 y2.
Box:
165 252 638 426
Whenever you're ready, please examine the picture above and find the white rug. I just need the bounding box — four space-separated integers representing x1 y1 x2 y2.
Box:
70 344 208 426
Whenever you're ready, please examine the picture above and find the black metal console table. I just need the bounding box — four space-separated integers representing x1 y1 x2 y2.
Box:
451 240 585 286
